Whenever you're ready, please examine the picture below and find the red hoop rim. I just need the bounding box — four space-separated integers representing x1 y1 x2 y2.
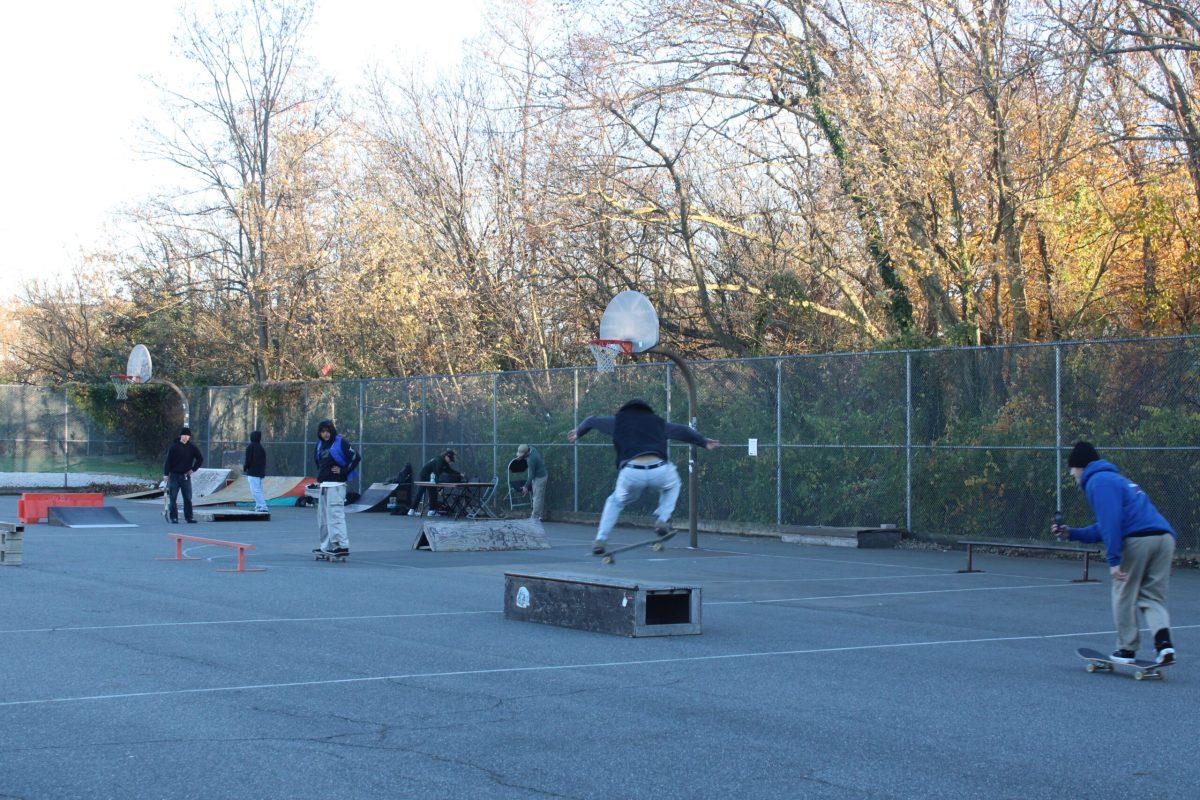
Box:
588 339 634 354
109 374 142 384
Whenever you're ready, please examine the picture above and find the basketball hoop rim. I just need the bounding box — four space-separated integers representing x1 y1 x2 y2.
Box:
588 339 634 354
109 373 142 384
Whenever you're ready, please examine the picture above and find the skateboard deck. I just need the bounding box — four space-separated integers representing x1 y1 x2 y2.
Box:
596 529 677 564
314 550 348 563
1076 647 1173 681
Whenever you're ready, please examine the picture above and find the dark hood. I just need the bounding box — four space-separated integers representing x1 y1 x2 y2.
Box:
317 419 337 438
249 431 262 443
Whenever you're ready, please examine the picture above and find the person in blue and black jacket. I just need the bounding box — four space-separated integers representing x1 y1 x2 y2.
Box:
313 419 361 556
568 399 718 555
1053 441 1176 666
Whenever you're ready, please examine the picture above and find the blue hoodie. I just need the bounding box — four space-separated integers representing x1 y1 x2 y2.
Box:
1067 460 1175 566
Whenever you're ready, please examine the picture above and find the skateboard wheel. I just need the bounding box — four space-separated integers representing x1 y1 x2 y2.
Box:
1134 671 1145 681
1085 664 1097 673
652 542 664 551
602 555 614 565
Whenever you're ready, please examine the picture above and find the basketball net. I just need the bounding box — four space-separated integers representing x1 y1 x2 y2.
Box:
588 340 632 373
109 374 139 401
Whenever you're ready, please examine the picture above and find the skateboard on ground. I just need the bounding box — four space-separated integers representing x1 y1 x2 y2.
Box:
314 549 348 563
596 529 677 564
1076 647 1173 681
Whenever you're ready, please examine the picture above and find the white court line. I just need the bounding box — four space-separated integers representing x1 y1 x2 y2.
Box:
0 610 499 635
708 582 1097 605
3 623 1195 708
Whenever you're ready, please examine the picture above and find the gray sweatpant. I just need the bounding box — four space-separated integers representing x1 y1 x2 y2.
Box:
318 482 348 551
1112 534 1174 651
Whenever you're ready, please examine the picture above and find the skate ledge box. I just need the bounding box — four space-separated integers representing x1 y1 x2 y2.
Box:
504 570 701 637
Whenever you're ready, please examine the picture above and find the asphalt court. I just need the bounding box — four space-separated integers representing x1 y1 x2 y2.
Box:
1 496 1196 799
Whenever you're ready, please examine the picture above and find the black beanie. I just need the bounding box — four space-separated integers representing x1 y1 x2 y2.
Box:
179 426 193 437
1067 441 1099 469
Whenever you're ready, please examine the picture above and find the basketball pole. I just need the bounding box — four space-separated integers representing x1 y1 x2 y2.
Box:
649 347 699 549
150 378 191 427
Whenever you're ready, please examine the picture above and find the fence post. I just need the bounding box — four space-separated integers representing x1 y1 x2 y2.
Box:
358 380 365 493
420 379 428 465
1055 344 1063 514
905 352 913 534
776 358 783 526
578 367 583 513
492 373 498 482
63 389 69 489
205 387 213 469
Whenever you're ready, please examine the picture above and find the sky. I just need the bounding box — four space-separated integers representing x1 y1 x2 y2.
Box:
0 0 486 298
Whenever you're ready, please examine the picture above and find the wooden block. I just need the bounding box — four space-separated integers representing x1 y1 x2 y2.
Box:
413 518 551 552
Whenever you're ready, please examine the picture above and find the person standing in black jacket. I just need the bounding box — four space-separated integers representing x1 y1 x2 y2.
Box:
243 431 268 513
163 426 204 524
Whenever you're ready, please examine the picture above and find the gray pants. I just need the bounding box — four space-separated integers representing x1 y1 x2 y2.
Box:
529 476 547 520
1112 534 1174 650
318 482 348 551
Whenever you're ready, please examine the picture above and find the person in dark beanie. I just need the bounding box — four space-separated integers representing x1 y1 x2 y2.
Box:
1053 441 1177 665
162 426 204 524
408 449 463 516
568 399 719 555
243 431 268 513
313 420 360 556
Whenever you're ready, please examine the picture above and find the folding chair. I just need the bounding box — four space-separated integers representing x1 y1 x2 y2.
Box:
507 457 530 510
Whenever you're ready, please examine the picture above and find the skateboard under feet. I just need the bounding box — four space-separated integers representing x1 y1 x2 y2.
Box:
314 550 348 563
1076 647 1173 681
597 529 677 564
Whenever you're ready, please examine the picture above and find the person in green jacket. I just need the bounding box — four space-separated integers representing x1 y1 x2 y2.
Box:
516 444 547 521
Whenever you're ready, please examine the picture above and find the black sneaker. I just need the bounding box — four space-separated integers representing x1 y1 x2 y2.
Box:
654 525 670 538
1110 649 1137 664
333 547 349 555
1156 646 1176 665
186 518 198 524
169 519 179 524
592 541 606 555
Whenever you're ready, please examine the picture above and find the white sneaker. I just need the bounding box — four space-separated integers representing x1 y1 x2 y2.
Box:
1157 647 1176 665
426 510 436 517
406 508 416 516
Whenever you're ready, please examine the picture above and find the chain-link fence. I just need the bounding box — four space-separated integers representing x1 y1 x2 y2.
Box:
3 336 1198 548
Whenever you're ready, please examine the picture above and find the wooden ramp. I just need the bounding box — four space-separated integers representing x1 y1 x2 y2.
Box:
191 476 310 507
413 518 550 552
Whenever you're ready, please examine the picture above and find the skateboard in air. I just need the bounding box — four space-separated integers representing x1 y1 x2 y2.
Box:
314 549 348 563
596 529 677 564
1076 647 1173 681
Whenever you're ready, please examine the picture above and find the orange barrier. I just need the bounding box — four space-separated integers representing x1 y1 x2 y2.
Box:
159 533 265 573
18 493 103 524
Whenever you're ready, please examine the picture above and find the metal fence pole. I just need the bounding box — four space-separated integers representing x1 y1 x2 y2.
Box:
578 369 583 513
1055 345 1063 513
63 389 69 489
358 380 365 493
420 379 428 465
205 387 213 469
905 352 913 533
776 358 782 526
492 373 498 482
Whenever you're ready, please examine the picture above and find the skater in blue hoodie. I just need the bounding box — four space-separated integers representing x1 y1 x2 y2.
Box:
1053 442 1176 665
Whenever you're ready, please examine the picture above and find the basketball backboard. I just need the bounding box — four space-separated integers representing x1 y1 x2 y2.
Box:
127 344 153 384
598 290 659 353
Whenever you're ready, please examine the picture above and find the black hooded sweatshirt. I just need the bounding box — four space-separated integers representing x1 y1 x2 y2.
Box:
243 431 267 478
574 399 708 469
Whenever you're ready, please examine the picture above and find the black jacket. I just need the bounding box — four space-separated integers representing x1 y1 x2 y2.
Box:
243 431 267 478
314 421 361 483
418 456 462 483
163 439 204 476
575 400 708 469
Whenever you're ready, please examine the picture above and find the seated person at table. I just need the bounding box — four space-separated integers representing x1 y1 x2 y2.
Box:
408 449 464 516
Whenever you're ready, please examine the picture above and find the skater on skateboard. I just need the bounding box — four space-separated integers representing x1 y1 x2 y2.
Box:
1053 441 1177 665
313 419 361 558
162 426 204 524
568 399 718 555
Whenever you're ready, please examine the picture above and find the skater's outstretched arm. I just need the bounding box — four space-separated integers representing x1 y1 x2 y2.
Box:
665 422 720 450
568 415 615 442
